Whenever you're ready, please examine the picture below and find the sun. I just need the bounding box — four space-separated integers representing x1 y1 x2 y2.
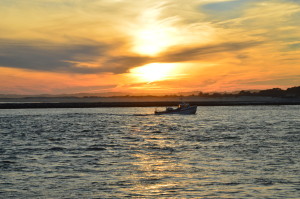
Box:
129 63 175 83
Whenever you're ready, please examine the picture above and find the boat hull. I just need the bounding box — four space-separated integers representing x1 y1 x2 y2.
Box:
155 105 197 115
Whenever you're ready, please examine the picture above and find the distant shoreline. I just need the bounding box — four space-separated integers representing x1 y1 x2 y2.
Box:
1 96 300 109
0 100 300 109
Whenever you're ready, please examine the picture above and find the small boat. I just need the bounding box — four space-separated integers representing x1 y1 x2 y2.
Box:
154 102 197 115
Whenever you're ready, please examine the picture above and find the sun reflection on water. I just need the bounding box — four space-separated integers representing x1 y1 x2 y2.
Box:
123 127 186 196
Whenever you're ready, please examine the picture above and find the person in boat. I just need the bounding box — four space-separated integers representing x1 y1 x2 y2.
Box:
178 102 189 109
166 107 174 111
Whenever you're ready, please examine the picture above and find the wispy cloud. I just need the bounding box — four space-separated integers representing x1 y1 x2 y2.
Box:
156 41 263 63
0 39 153 74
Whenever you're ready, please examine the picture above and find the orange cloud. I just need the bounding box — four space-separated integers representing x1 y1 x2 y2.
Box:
0 67 121 95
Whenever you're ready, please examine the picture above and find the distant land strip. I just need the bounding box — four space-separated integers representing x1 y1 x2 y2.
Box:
1 101 300 109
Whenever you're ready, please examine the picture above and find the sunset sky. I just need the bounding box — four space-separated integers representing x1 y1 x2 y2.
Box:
1 0 299 95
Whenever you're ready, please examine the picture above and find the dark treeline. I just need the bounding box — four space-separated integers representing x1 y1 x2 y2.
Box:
195 86 300 98
1 86 299 109
1 86 299 99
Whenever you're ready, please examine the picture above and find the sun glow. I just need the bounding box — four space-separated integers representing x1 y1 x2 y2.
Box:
129 5 181 56
130 63 176 83
133 26 176 56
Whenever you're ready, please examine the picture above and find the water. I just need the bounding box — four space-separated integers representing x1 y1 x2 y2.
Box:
0 106 299 198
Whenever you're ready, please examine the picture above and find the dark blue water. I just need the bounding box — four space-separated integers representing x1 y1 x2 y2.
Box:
0 106 299 198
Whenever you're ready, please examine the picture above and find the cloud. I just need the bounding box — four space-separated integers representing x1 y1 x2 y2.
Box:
101 56 151 73
0 40 102 72
0 39 153 74
239 75 300 86
0 38 263 74
156 41 262 63
2 0 256 75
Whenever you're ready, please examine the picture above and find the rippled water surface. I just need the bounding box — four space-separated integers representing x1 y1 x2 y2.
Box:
0 106 299 198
